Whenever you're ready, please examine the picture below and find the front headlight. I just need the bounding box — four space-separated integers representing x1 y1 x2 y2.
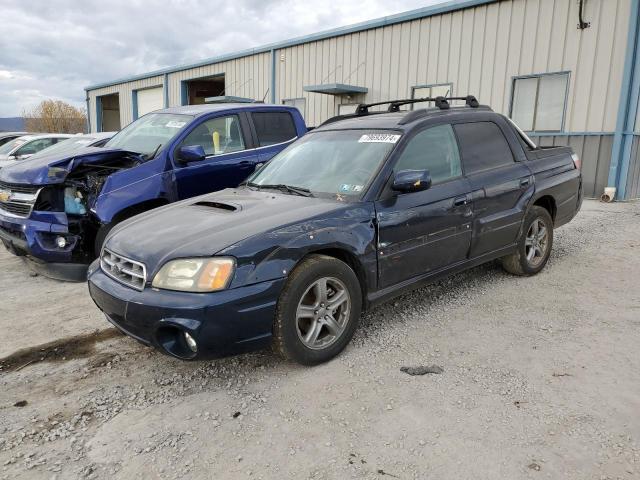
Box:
152 257 235 292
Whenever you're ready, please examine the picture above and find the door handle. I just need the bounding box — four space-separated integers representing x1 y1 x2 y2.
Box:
453 196 469 207
520 178 530 187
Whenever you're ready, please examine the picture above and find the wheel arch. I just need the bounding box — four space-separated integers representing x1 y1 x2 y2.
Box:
532 195 557 221
110 197 171 224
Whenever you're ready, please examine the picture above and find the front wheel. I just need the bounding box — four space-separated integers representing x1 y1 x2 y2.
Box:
273 255 362 365
501 206 554 276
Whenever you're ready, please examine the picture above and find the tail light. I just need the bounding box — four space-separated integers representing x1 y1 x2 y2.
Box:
571 153 581 170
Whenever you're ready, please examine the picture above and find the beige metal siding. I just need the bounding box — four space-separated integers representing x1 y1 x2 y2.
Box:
87 0 632 132
274 0 631 127
87 76 163 132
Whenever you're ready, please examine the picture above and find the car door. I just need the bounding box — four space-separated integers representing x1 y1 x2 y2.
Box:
249 110 299 166
453 120 533 258
173 112 258 199
375 123 473 289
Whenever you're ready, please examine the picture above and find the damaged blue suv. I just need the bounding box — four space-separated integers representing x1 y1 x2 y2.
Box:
88 96 582 365
0 104 306 280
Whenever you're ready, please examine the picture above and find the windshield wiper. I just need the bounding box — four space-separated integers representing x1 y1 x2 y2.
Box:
143 144 162 161
247 182 314 197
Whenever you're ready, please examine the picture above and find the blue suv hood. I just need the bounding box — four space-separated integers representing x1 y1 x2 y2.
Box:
0 147 141 185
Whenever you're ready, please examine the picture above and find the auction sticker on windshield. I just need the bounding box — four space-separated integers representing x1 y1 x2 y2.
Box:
166 121 187 128
358 133 401 143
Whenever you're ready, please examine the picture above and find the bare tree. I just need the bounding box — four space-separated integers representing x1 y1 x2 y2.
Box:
22 100 86 134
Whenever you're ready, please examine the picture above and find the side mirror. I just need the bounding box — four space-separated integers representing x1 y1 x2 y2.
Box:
391 169 432 193
177 145 206 163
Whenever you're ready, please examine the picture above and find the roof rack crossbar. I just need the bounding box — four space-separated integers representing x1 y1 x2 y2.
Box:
356 95 479 114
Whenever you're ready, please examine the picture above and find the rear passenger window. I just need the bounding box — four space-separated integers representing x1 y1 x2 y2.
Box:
394 124 462 184
453 122 515 174
252 112 297 147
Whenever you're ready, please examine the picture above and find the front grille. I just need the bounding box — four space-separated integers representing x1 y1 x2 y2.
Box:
0 181 39 195
100 249 147 291
0 182 41 218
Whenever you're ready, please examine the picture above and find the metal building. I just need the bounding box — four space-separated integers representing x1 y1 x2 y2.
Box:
85 0 640 200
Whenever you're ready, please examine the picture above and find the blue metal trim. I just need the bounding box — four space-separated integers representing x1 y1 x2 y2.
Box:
526 131 614 137
96 96 103 133
270 49 276 104
508 71 571 133
132 90 138 121
180 81 188 106
84 0 498 91
609 0 640 199
163 73 169 108
303 83 368 95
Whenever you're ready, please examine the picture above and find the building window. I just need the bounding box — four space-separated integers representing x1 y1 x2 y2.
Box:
510 72 569 132
283 98 306 119
338 104 358 116
411 83 453 109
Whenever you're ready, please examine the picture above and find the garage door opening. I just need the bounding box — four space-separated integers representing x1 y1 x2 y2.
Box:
181 75 225 105
98 93 120 132
135 86 164 118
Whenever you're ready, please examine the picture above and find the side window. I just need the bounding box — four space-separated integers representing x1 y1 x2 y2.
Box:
180 115 245 156
251 112 297 147
394 124 462 184
15 138 55 156
453 122 515 174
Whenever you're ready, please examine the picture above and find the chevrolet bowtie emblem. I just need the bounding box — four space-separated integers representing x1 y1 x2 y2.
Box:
0 190 11 203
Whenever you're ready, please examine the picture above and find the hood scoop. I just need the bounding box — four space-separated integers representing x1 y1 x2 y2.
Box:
192 200 239 212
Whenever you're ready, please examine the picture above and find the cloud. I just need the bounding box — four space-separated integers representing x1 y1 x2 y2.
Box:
0 0 442 116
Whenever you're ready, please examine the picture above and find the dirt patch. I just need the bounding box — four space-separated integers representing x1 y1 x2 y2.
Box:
0 328 121 373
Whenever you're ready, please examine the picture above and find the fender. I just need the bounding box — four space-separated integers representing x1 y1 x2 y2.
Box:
93 159 175 224
222 204 378 291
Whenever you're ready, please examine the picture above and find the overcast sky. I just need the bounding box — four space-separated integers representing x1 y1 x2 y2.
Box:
0 0 445 117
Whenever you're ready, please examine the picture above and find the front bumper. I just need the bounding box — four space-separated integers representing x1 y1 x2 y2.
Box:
0 209 81 263
87 260 285 360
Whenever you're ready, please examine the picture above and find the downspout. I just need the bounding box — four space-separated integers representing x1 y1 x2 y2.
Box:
270 48 277 104
607 0 640 201
85 93 91 133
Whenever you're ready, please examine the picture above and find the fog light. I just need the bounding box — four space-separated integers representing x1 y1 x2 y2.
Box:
55 236 67 248
183 332 197 353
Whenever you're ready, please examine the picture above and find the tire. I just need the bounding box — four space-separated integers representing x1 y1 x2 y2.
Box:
273 254 362 365
501 205 554 276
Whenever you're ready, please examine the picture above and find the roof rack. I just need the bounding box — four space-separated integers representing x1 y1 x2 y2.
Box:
356 95 480 114
319 95 482 126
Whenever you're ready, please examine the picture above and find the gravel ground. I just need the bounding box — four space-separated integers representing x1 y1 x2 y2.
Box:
0 199 639 480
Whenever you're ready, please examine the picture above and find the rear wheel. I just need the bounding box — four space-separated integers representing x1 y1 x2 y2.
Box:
501 206 554 276
273 255 362 365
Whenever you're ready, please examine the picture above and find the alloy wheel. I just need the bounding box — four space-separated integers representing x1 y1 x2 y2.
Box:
295 277 351 350
525 218 549 267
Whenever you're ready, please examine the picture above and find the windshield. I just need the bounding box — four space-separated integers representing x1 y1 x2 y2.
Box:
247 130 400 199
0 137 28 155
105 113 193 158
28 136 97 159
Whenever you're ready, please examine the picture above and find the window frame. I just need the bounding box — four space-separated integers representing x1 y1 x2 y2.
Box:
453 120 519 176
175 112 252 161
508 71 571 133
410 83 454 110
249 110 298 148
390 122 463 187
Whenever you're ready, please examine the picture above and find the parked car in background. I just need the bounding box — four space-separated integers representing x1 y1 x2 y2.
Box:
26 132 116 161
0 104 307 280
0 132 28 147
88 96 583 365
0 134 75 169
